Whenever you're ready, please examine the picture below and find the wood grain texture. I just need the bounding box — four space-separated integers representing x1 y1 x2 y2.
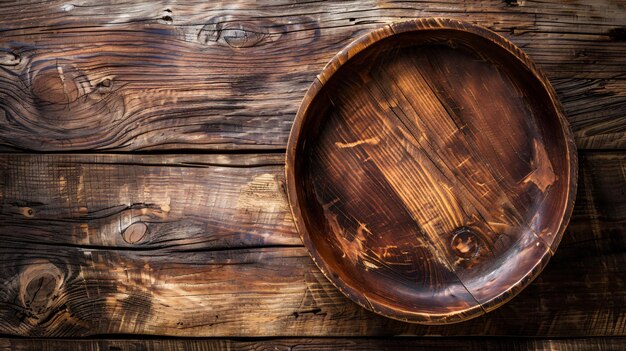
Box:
1 337 625 351
0 154 298 249
0 0 624 340
0 0 624 151
0 152 623 336
286 18 576 324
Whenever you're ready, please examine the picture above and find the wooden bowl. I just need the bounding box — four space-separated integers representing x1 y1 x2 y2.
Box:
286 18 577 324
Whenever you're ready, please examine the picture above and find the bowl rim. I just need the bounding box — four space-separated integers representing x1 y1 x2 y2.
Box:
285 17 578 324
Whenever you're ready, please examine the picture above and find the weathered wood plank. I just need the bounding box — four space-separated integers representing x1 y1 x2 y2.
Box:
0 152 623 336
1 243 624 337
553 79 626 150
0 0 624 151
0 154 299 249
1 337 625 351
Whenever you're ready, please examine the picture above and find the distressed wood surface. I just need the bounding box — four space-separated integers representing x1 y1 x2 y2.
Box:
286 18 576 324
0 152 623 337
1 337 625 351
0 0 625 151
0 154 298 249
1 0 625 344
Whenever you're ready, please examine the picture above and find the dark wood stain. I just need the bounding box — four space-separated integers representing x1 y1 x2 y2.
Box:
1 337 625 351
0 0 624 151
0 0 623 346
286 18 577 324
0 152 622 336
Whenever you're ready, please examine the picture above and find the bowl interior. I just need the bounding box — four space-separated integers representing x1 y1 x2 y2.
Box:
290 25 574 323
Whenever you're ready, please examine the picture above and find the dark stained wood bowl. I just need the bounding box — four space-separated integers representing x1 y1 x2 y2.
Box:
285 18 577 324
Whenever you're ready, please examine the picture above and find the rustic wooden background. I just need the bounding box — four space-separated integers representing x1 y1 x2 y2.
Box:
0 0 624 349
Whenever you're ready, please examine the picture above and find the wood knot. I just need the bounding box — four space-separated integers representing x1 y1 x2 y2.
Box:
16 59 126 142
199 18 269 48
0 50 21 66
450 227 480 259
123 222 148 244
90 77 116 97
198 15 319 51
31 64 118 106
19 207 35 218
31 65 80 105
19 260 64 315
97 78 112 89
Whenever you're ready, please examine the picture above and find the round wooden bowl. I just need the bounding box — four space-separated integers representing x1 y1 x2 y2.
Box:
286 18 577 324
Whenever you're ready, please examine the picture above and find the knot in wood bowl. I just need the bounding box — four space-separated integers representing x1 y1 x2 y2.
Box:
286 18 577 324
450 227 480 260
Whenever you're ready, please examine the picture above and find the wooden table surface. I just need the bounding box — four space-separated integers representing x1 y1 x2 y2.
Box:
0 0 624 349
